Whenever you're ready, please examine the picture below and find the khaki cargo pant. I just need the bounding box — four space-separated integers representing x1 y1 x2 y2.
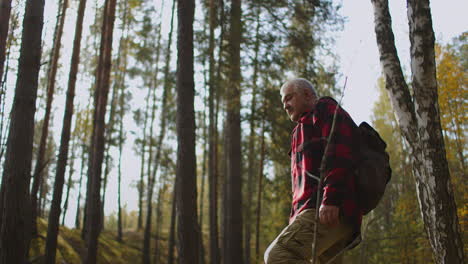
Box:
264 209 353 264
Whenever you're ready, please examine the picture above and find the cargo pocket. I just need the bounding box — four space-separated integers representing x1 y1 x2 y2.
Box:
277 221 309 259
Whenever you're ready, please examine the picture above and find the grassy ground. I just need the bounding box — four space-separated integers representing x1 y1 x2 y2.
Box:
28 218 168 264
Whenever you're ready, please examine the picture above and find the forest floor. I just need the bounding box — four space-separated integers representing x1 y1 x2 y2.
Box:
29 218 169 264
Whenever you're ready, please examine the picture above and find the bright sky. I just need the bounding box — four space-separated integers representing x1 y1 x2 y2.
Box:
14 0 465 227
336 0 468 124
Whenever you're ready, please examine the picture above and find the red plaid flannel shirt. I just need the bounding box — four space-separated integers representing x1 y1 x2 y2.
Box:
289 97 362 239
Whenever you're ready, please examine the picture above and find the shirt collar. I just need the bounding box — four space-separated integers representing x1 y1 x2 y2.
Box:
298 106 315 124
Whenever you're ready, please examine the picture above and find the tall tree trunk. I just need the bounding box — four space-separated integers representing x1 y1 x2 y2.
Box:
254 115 265 263
371 0 465 262
84 0 117 262
153 185 166 264
168 183 177 264
75 143 87 229
31 0 68 235
100 27 125 230
244 9 261 264
223 0 243 263
115 0 130 242
116 95 123 242
116 47 128 242
62 138 77 226
0 0 12 86
0 11 18 162
0 0 45 262
142 77 157 264
137 88 151 231
207 0 221 261
100 0 131 227
142 2 172 263
175 0 202 262
44 0 87 260
198 62 208 264
406 1 464 262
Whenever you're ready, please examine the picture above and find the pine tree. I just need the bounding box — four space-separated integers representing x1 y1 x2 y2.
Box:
43 0 87 259
84 0 117 261
175 0 202 262
0 0 45 262
31 0 69 235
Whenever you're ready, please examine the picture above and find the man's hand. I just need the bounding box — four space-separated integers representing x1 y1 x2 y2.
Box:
319 205 340 227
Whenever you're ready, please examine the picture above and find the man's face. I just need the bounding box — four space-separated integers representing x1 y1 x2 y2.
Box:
281 85 311 122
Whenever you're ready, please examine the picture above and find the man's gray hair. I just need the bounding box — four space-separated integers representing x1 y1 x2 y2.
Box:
281 78 317 97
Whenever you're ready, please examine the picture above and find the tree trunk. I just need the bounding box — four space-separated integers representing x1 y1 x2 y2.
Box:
43 0 87 260
75 156 84 229
153 185 166 264
137 88 151 231
84 0 117 261
0 0 45 262
0 12 19 162
0 0 12 85
31 0 68 235
142 76 157 264
223 0 243 263
175 0 202 262
75 140 88 229
115 0 130 242
255 120 265 262
100 0 131 227
168 184 177 264
207 0 221 261
62 138 77 226
199 61 208 264
371 0 465 262
117 94 123 242
116 44 129 241
254 116 265 264
142 2 173 263
406 1 464 262
244 9 261 264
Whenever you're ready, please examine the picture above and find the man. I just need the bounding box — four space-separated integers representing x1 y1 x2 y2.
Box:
264 78 362 264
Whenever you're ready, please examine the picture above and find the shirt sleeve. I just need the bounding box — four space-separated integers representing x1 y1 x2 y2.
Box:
314 98 357 207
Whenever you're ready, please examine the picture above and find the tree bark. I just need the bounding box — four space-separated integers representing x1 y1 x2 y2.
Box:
117 89 124 242
168 184 177 264
84 0 117 262
43 0 87 260
244 9 261 264
0 12 18 163
153 185 166 264
137 87 151 231
175 0 202 262
0 0 45 262
142 1 173 263
31 0 69 235
406 1 464 262
207 0 221 262
0 0 12 85
371 0 465 262
75 143 87 230
255 116 266 263
223 0 243 263
62 138 77 226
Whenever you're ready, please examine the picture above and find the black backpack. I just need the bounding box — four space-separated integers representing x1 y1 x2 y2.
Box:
355 122 392 215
